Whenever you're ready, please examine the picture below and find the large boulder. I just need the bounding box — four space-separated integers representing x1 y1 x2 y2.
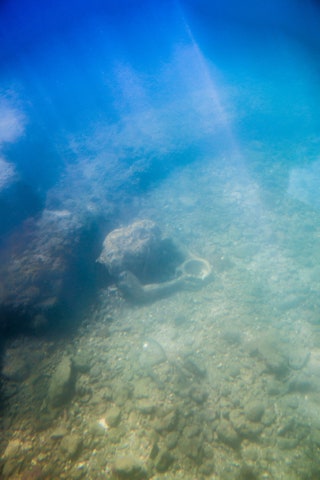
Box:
0 208 99 332
98 219 183 284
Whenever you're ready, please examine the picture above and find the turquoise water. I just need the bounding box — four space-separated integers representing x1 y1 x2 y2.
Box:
2 1 320 478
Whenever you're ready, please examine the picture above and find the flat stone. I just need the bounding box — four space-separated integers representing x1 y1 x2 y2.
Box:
2 439 21 459
244 402 265 422
136 398 157 414
60 434 82 459
165 432 180 450
50 427 68 440
216 419 241 449
113 455 147 479
153 410 179 433
105 406 121 427
48 356 74 407
230 410 263 439
139 338 166 368
72 351 92 373
2 350 30 382
155 450 174 472
179 437 202 461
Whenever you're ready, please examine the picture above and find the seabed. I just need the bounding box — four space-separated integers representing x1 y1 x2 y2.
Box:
2 153 320 479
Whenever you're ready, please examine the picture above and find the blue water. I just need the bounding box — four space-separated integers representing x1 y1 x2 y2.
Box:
1 0 319 197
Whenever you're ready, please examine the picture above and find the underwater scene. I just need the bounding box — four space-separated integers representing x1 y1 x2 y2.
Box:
2 0 320 478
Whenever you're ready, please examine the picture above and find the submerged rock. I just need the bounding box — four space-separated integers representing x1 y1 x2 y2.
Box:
230 410 264 439
216 419 241 449
244 402 265 423
97 219 181 284
155 450 175 472
248 335 290 378
72 351 92 373
48 356 75 407
153 409 179 433
105 406 121 427
182 355 207 378
139 338 167 368
60 433 82 459
112 455 147 479
136 398 157 414
2 349 30 382
0 207 98 332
